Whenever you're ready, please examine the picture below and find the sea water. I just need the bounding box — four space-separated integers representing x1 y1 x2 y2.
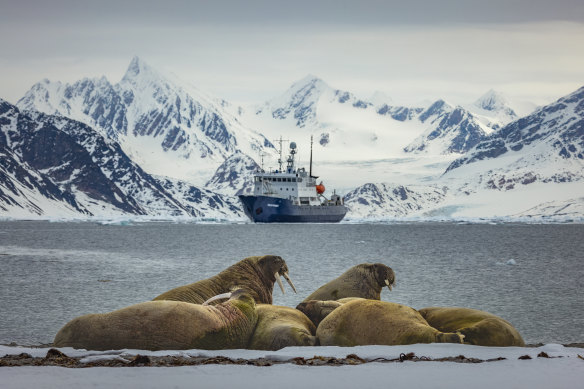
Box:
0 221 582 345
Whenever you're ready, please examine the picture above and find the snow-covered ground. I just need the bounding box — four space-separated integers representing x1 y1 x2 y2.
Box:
1 343 583 389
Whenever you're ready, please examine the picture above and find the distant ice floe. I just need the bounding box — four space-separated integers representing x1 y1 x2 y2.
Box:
98 219 135 226
496 259 517 266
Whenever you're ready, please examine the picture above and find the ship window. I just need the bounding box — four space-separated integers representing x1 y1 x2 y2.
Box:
286 188 289 191
287 178 291 182
277 178 282 182
298 178 302 182
292 178 296 182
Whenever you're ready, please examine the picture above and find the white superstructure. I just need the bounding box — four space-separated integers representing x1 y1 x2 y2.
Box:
252 141 321 206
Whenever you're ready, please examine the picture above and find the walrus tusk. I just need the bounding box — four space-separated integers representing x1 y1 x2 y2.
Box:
283 272 297 293
275 272 285 294
203 292 232 306
385 279 393 291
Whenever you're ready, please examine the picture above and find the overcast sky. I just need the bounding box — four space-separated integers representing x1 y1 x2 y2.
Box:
1 0 583 106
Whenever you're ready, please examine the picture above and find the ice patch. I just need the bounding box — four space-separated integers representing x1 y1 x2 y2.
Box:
98 219 134 226
496 259 517 266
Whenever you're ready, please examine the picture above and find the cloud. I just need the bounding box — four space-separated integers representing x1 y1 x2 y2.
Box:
0 2 583 105
2 0 584 26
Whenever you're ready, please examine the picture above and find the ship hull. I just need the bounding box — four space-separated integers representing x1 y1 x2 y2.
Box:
239 195 347 223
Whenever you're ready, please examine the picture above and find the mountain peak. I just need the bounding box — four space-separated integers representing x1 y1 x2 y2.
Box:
289 74 328 91
126 56 141 77
121 56 155 82
474 89 510 111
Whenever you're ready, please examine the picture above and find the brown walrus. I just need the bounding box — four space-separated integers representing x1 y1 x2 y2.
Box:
418 307 525 347
317 299 464 346
296 297 359 327
301 263 395 302
248 305 317 350
54 289 258 351
153 255 296 304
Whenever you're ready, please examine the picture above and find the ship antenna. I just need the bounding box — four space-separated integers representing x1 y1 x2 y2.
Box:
309 135 313 178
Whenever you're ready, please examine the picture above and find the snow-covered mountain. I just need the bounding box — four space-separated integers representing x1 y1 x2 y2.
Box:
462 89 519 131
512 197 584 222
403 100 489 154
445 86 584 187
205 152 261 196
259 75 327 128
249 75 499 173
333 86 584 222
474 89 517 115
0 99 244 219
155 176 244 218
4 59 583 222
376 104 424 122
17 57 274 185
1 102 89 217
420 86 584 220
344 183 446 219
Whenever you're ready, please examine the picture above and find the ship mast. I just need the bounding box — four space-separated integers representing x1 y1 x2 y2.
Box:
309 135 313 178
274 136 289 172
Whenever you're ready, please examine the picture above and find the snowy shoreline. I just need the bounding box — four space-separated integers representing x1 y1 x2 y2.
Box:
1 344 583 389
1 216 583 224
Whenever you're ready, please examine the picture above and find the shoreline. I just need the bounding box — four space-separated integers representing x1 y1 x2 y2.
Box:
2 343 583 367
3 344 583 389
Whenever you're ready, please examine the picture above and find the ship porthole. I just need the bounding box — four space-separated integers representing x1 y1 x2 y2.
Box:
255 207 263 215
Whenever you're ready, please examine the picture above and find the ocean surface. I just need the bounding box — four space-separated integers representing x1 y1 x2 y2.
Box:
0 221 582 346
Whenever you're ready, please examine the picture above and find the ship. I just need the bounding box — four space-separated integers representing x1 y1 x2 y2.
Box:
238 137 347 223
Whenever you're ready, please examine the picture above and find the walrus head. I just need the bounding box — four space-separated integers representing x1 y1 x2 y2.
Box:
370 263 396 292
257 255 297 295
296 300 344 327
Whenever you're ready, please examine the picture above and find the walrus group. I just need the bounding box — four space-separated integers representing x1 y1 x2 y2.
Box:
54 255 525 351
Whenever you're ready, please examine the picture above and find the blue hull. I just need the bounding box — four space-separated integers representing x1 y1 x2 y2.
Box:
239 195 347 223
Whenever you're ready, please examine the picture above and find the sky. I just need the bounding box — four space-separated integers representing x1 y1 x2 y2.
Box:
1 0 583 106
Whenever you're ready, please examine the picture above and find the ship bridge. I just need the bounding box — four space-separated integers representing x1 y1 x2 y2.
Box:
253 168 320 206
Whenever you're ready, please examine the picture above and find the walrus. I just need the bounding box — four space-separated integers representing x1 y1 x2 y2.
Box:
296 297 360 327
317 299 464 346
153 255 296 304
53 289 258 351
418 307 525 347
301 263 395 302
248 305 317 350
